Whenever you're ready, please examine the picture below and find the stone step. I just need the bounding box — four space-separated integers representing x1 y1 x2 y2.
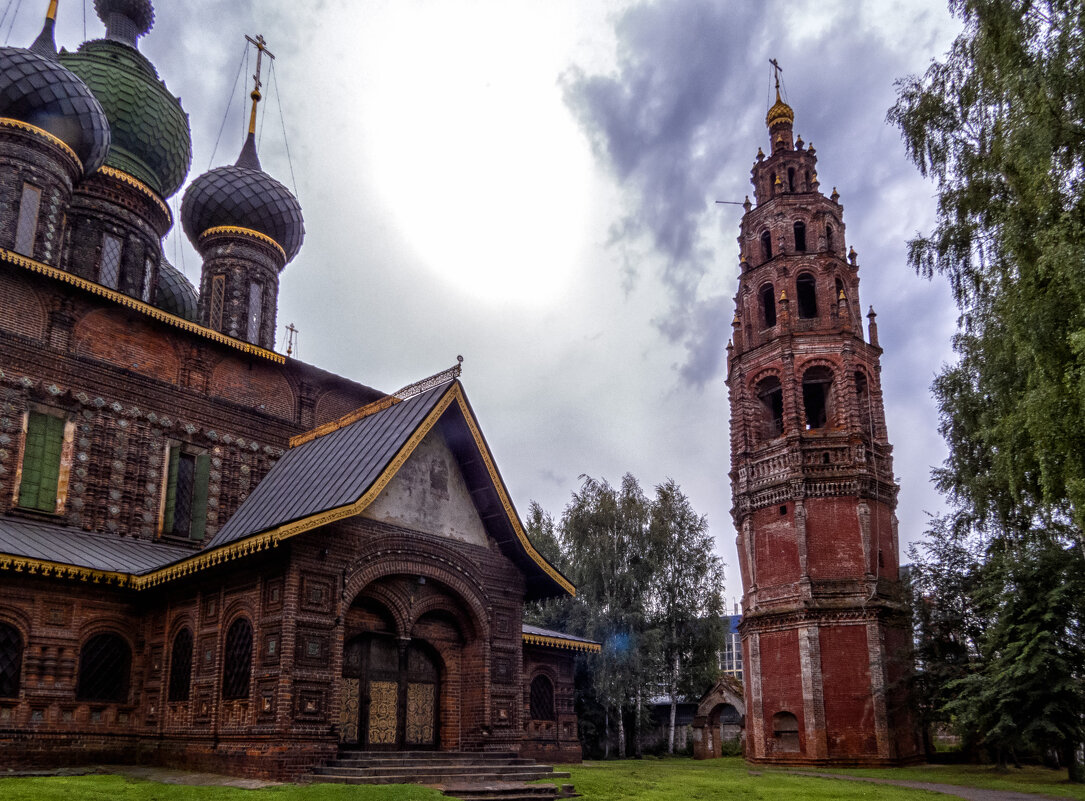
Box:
328 757 539 769
312 769 563 784
336 750 520 761
441 783 559 801
320 761 554 774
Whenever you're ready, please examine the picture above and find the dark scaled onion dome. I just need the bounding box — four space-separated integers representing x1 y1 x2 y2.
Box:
59 0 191 198
0 16 110 172
154 258 198 322
181 133 305 263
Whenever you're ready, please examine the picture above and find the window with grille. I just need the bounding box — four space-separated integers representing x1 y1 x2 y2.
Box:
0 623 22 698
76 633 130 702
167 628 193 702
99 233 123 289
529 675 555 721
222 618 253 700
209 275 225 329
18 411 66 513
14 184 41 257
163 445 210 540
247 281 263 342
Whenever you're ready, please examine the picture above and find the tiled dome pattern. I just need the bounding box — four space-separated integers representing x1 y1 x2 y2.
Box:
153 259 198 322
60 39 190 197
181 164 304 263
95 0 154 38
0 47 111 172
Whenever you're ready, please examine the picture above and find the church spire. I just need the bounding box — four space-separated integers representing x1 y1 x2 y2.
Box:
766 58 795 152
236 34 275 171
29 0 59 59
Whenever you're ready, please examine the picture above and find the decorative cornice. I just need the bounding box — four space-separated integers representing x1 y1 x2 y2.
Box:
97 165 171 223
0 118 81 169
0 248 285 364
199 226 287 262
133 530 280 589
0 553 131 587
522 632 600 653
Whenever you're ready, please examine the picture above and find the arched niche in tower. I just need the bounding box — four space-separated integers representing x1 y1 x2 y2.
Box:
793 221 806 252
855 369 872 434
759 283 776 328
760 231 772 262
825 224 835 254
755 376 784 441
796 272 817 318
787 167 795 192
801 366 834 430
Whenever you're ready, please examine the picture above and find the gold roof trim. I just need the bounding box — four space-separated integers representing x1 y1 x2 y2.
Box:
0 117 81 168
0 248 285 364
290 395 402 448
200 226 287 262
0 554 132 587
0 383 575 597
522 632 601 653
97 166 171 222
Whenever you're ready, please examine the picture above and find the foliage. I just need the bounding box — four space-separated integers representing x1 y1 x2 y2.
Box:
524 475 725 758
890 0 1085 778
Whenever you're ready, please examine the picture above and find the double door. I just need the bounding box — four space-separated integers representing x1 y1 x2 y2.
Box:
341 635 439 749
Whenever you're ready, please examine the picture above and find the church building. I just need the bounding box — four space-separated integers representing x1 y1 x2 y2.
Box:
727 76 923 765
0 0 592 779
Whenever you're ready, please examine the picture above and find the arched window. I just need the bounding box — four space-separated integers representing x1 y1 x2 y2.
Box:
167 628 193 702
855 370 872 433
787 167 795 192
802 366 834 430
769 173 777 196
530 674 555 721
757 376 784 440
759 284 776 328
796 273 817 318
772 711 800 752
760 232 772 261
793 221 806 252
825 225 834 253
77 633 130 702
0 623 22 698
222 618 253 700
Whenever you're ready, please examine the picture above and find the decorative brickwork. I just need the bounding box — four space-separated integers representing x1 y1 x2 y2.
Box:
728 89 922 766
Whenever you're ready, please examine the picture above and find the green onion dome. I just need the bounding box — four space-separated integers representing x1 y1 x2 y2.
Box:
59 0 191 198
0 17 110 172
154 257 198 322
181 133 305 263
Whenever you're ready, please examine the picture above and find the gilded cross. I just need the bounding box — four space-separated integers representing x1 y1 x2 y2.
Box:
769 58 783 92
244 34 276 135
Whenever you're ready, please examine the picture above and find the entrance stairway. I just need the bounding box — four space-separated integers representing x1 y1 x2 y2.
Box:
308 751 576 800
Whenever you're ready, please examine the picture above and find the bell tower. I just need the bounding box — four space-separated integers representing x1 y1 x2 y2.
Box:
727 70 921 765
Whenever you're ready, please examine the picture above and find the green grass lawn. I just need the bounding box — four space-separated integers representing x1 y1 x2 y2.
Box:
2 759 1082 800
786 762 1085 800
0 774 446 801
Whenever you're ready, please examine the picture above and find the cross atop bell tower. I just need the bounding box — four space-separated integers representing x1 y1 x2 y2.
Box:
726 82 922 766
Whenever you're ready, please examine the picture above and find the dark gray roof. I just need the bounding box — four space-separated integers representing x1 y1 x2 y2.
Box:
154 258 198 321
522 624 600 647
208 383 449 548
0 515 190 575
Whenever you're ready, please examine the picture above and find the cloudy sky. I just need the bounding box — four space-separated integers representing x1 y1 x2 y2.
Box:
21 0 962 602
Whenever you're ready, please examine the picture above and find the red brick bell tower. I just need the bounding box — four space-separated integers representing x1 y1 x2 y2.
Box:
727 74 922 766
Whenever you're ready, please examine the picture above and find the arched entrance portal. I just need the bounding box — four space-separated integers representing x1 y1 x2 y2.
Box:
342 634 441 749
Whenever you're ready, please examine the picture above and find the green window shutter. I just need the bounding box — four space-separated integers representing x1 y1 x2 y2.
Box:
163 445 180 534
189 452 210 541
19 412 64 513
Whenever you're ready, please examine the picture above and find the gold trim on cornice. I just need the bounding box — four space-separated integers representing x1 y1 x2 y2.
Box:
0 554 131 587
0 118 81 169
522 632 601 653
97 166 171 223
0 382 575 597
290 395 402 448
0 248 285 364
200 226 287 262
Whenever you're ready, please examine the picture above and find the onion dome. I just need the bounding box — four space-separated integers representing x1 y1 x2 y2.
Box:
0 12 110 172
181 132 305 263
154 258 198 322
59 0 191 198
766 89 794 129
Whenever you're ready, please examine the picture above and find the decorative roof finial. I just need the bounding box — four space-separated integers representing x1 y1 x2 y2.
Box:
95 0 154 48
765 58 795 134
30 0 60 58
236 33 276 170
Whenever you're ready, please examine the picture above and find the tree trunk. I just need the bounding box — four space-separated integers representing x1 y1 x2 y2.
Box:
635 689 643 758
668 653 679 754
604 708 610 760
617 705 626 758
1068 741 1084 784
